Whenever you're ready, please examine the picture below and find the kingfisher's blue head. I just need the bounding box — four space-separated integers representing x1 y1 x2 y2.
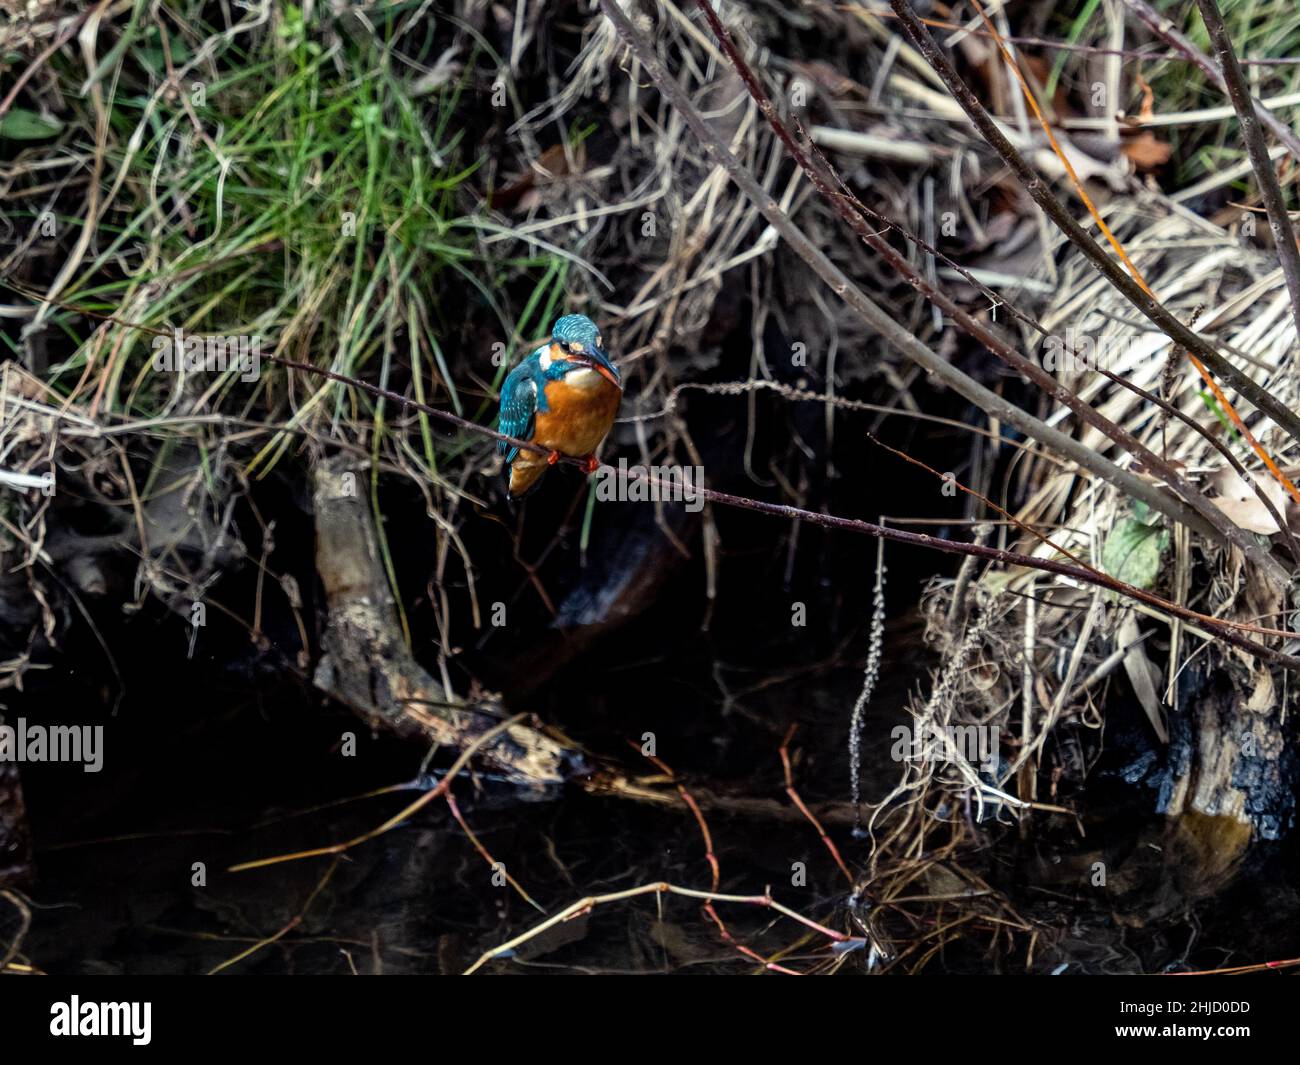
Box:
551 313 620 386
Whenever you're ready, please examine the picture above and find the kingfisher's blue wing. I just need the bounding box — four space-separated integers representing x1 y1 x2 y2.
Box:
497 362 538 464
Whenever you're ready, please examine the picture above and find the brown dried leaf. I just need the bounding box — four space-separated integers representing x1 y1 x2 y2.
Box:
1209 467 1291 535
489 143 583 211
1121 132 1173 171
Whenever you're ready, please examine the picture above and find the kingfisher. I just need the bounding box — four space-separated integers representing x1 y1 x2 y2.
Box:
496 313 622 497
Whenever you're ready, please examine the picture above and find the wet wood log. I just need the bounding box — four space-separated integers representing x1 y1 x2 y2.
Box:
310 455 586 798
1160 668 1292 885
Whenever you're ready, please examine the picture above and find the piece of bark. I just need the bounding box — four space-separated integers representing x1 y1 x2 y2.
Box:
311 456 585 798
1159 671 1293 881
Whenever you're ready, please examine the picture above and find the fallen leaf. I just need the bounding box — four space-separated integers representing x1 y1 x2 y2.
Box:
1134 73 1157 121
1121 132 1173 170
1101 513 1168 589
1117 613 1168 743
1209 467 1291 535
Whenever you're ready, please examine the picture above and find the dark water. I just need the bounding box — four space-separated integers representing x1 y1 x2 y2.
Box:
12 578 899 975
12 557 1300 975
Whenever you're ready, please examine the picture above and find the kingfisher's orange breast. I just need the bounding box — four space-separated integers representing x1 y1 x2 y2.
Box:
533 373 621 458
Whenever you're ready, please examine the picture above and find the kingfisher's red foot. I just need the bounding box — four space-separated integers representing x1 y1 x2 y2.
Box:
546 449 560 466
582 455 600 474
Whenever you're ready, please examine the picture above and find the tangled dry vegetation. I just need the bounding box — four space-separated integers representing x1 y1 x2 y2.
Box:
4 0 1300 972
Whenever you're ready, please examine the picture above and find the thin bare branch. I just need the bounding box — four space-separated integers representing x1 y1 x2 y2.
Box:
694 0 1288 584
1122 0 1300 161
1194 0 1300 344
589 0 1243 562
887 0 1300 450
13 287 1298 663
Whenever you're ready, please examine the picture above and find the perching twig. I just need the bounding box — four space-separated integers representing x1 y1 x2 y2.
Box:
7 284 1298 661
689 480 1300 667
15 284 1300 665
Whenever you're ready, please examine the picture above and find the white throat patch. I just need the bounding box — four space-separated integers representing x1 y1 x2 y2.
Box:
565 366 603 389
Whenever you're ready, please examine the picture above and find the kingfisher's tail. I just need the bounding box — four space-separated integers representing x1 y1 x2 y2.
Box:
508 457 549 497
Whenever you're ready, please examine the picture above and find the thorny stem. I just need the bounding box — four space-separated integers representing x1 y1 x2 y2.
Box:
885 0 1300 452
780 96 1298 558
691 0 1287 585
1195 0 1300 348
785 19 1299 557
590 0 1232 559
960 0 1300 514
1121 0 1300 162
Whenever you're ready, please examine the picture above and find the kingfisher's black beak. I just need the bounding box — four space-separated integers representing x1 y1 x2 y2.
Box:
580 345 621 387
